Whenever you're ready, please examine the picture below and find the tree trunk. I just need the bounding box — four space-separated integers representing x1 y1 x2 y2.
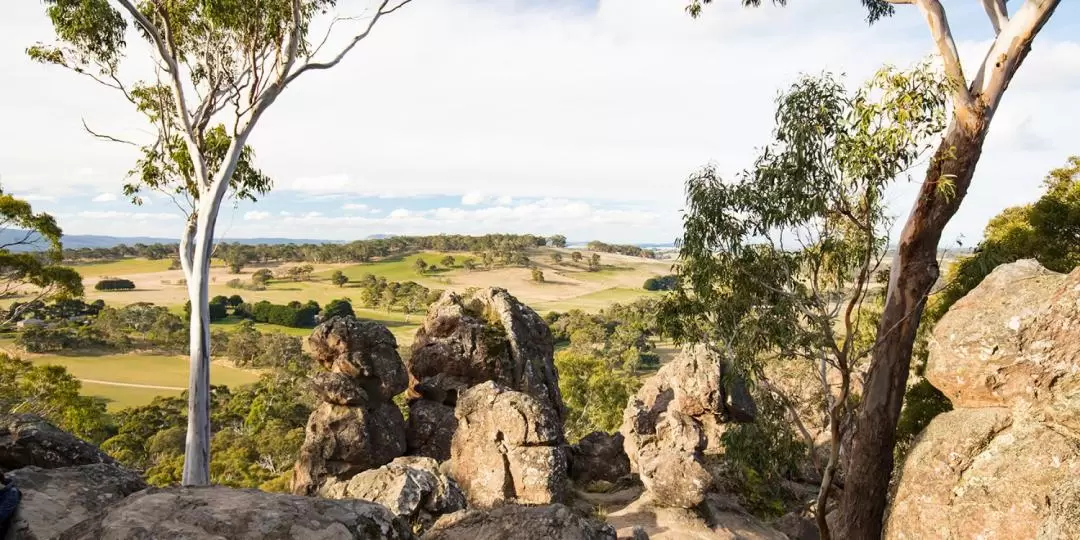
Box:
837 117 987 538
180 195 226 486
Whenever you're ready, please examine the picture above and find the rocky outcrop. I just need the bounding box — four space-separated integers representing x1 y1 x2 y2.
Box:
406 400 457 461
886 261 1080 539
320 456 465 534
5 463 146 540
0 414 116 471
423 504 617 540
620 345 755 508
59 486 415 540
406 288 563 460
293 317 408 496
448 381 567 508
568 431 631 486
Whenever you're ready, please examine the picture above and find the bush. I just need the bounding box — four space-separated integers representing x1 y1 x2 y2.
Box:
643 274 678 291
323 299 354 320
95 278 136 291
227 295 244 307
250 300 318 328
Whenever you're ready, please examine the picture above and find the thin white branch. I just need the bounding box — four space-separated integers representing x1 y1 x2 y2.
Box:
82 118 140 146
981 0 1010 34
972 0 1062 116
913 0 976 116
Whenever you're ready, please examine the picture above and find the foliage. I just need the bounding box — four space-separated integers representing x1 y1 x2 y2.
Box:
0 353 113 443
555 350 640 442
250 300 319 328
220 321 311 371
354 273 440 317
585 241 655 259
549 234 567 248
660 66 948 532
713 387 808 517
330 270 349 288
587 253 601 272
642 274 678 291
16 323 106 353
531 267 545 283
0 188 84 324
94 278 136 291
323 298 354 319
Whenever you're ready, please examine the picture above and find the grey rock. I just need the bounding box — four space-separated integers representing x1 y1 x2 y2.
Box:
307 316 408 402
405 400 457 462
568 431 630 486
58 486 415 539
422 504 616 540
0 414 116 471
312 372 370 406
320 456 464 534
6 463 146 540
448 382 567 508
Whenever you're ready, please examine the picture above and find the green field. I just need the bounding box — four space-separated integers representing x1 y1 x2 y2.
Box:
318 252 462 285
29 353 261 410
69 258 174 277
532 287 659 313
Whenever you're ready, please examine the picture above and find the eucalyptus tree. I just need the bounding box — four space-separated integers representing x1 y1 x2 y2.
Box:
31 0 413 485
688 1 1062 533
663 65 948 540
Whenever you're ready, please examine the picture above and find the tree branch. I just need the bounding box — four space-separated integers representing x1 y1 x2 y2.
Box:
913 0 976 117
981 0 1009 34
972 0 1061 116
82 118 140 146
283 0 412 87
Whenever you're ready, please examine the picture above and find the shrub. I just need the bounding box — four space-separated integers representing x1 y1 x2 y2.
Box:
95 278 136 291
323 299 354 320
643 274 678 291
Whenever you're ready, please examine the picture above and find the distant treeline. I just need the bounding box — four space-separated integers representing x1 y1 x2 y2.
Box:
63 234 558 264
585 241 656 259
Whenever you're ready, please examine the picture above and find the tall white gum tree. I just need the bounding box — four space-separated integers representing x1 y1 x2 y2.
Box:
31 0 413 485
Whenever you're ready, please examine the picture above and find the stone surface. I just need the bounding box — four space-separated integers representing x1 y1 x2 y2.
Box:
58 486 415 540
407 288 563 416
422 504 616 540
320 456 464 534
292 401 406 496
448 381 567 508
0 414 116 471
307 317 408 402
5 463 146 540
405 400 457 462
604 493 786 540
887 261 1080 540
311 372 370 406
620 345 754 508
568 431 631 486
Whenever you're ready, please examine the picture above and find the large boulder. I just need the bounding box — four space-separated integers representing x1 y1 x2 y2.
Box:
887 261 1080 539
320 456 465 534
0 414 116 471
405 400 457 462
307 317 408 402
448 382 567 508
59 486 415 540
5 463 146 540
293 317 410 496
292 401 406 496
568 431 631 486
406 288 564 460
423 504 617 540
620 345 754 508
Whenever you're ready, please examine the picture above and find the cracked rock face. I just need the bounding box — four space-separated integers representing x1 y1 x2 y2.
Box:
6 463 147 540
619 344 754 508
405 288 564 460
448 381 567 508
319 456 464 535
886 261 1080 539
424 504 617 540
306 317 408 402
58 486 414 540
568 431 631 485
1 414 117 471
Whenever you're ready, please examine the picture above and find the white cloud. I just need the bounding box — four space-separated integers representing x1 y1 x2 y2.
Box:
20 194 57 202
244 211 271 221
342 203 369 211
461 192 486 205
92 192 118 203
388 208 412 219
78 211 179 221
3 0 1078 243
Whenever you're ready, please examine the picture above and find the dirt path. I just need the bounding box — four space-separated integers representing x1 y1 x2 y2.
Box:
78 379 185 391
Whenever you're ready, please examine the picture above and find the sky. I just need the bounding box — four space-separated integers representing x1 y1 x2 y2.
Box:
1 0 1078 245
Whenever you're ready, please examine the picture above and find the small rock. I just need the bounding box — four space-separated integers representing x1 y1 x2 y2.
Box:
423 504 616 540
0 414 116 471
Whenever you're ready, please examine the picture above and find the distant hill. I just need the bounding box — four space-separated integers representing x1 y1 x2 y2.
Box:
0 230 344 252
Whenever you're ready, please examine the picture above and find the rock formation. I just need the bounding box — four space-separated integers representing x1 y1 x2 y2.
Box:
58 486 414 540
886 260 1080 539
0 414 117 470
5 463 147 540
568 431 631 486
405 288 563 460
423 504 617 540
448 381 567 508
620 344 756 508
320 456 465 534
292 317 408 496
